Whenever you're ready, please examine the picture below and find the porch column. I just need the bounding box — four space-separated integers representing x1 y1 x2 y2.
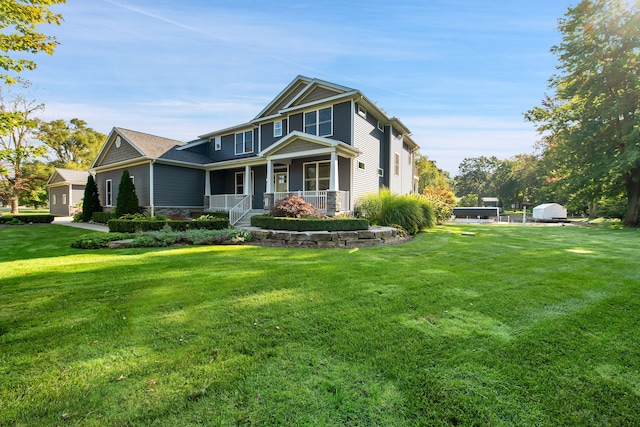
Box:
266 159 273 193
205 170 211 195
244 165 251 195
329 150 339 191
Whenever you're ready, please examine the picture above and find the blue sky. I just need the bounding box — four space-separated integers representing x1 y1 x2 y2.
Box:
30 0 574 175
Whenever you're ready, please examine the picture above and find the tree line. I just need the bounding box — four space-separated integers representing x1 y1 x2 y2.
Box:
418 0 640 224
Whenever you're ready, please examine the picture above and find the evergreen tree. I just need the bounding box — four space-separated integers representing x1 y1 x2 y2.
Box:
115 169 139 217
81 174 101 222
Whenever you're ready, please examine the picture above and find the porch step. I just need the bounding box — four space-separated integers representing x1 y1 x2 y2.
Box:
234 209 263 227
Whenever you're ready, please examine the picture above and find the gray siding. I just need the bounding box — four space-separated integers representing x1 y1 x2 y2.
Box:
332 101 352 144
289 113 303 133
388 128 414 194
207 129 258 162
352 105 383 205
296 86 341 105
49 186 69 216
95 163 151 208
100 139 142 166
262 81 308 117
153 163 205 207
50 174 65 184
71 184 85 207
278 140 322 155
260 119 287 151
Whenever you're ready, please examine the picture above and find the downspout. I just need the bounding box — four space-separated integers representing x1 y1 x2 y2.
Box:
68 184 72 216
150 160 155 216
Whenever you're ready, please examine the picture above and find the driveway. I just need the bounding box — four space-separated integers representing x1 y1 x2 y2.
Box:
53 216 109 233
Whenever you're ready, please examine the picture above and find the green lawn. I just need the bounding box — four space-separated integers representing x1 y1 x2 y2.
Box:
1 224 639 426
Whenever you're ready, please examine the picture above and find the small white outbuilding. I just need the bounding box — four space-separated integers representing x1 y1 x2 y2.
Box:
533 203 567 221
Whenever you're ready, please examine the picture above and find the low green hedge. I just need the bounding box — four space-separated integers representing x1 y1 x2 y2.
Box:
250 215 369 231
91 212 117 224
108 218 230 233
0 214 54 224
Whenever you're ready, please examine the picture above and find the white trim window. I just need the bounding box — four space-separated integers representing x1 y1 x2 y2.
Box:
394 153 400 176
62 193 67 205
378 168 384 177
304 161 330 191
357 105 366 118
53 194 57 205
377 121 384 132
304 107 332 137
214 137 221 151
274 121 283 138
235 130 254 155
105 179 113 206
235 172 244 194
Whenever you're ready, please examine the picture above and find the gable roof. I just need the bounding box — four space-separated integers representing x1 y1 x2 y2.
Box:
254 75 356 120
92 127 210 168
46 168 89 186
260 131 360 159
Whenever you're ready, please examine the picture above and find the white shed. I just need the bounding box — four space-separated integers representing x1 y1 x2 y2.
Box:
533 203 567 221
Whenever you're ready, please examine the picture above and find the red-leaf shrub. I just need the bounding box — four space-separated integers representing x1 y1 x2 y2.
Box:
270 196 317 218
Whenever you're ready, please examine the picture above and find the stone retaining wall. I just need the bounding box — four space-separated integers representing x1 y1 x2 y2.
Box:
242 226 403 248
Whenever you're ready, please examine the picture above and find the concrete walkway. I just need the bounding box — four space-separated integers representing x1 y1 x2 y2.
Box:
53 216 109 232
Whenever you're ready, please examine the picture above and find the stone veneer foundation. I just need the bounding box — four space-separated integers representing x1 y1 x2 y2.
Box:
240 226 403 248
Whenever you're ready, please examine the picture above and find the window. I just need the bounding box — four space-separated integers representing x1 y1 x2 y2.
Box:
304 161 330 191
377 121 384 132
357 105 367 118
53 194 57 205
130 175 134 184
214 137 221 151
105 179 113 206
358 161 366 170
235 130 253 155
378 168 384 177
235 172 244 194
394 153 400 176
62 193 67 205
274 121 283 137
304 107 332 137
235 171 254 194
408 151 412 165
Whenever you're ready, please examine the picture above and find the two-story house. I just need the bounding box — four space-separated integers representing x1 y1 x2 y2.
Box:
91 76 419 224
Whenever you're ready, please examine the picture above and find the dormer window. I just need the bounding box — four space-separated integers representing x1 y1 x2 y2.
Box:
274 120 283 137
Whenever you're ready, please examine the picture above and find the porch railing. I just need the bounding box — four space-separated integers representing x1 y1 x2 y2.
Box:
274 191 327 211
229 195 252 226
210 194 247 211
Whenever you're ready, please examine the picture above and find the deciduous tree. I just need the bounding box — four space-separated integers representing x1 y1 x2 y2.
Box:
0 84 45 214
526 0 640 226
37 118 106 169
0 0 66 85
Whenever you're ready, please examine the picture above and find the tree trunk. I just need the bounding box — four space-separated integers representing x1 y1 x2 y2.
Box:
11 196 19 214
624 172 640 227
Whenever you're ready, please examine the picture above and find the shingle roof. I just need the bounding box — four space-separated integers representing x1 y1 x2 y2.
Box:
54 168 89 183
114 128 212 165
116 128 185 158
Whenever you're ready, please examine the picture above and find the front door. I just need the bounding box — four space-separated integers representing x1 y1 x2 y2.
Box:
274 172 288 192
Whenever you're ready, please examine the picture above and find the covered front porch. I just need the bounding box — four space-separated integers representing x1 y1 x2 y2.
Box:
204 132 360 224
